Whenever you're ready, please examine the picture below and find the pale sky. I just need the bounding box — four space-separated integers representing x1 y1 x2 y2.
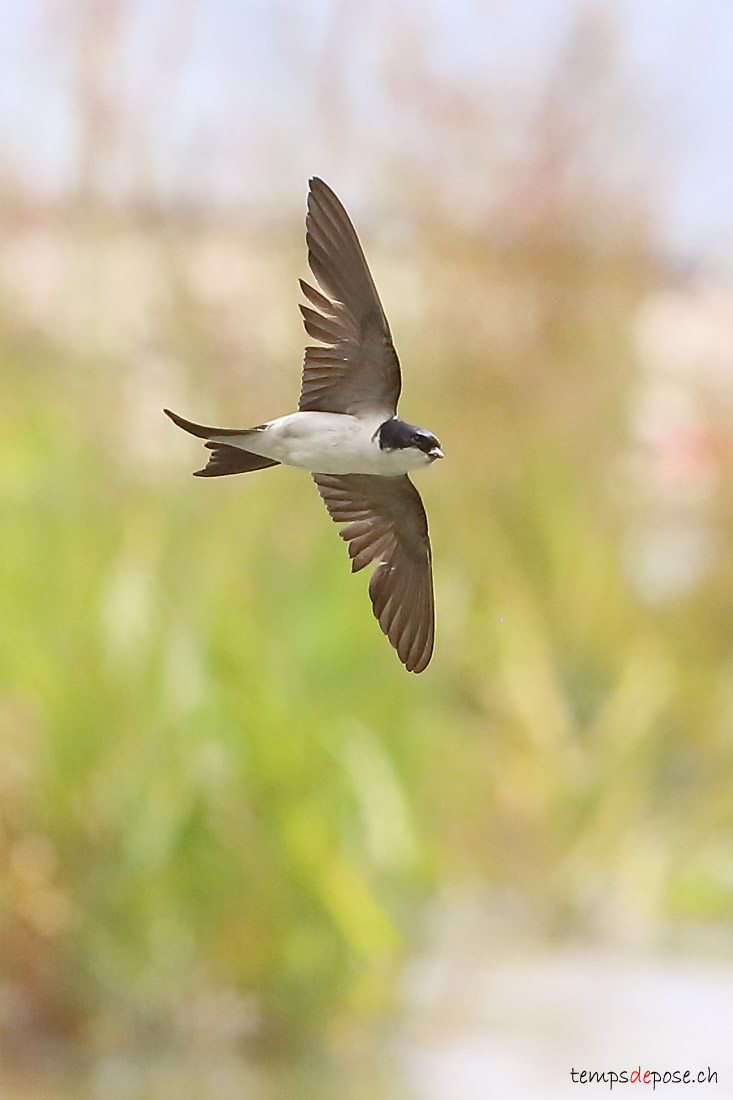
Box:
1 0 732 267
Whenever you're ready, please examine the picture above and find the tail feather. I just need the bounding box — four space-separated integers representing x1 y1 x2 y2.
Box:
194 443 279 478
164 408 279 478
163 407 255 439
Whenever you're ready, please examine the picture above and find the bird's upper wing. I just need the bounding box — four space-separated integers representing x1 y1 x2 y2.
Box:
312 472 434 672
298 177 401 418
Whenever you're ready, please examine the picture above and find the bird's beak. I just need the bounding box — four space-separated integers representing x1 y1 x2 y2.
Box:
428 446 444 460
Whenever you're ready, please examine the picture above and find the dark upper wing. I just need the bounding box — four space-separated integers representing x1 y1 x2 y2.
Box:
312 473 434 673
298 177 402 417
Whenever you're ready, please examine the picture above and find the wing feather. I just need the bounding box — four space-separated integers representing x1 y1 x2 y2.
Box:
312 473 434 672
298 178 402 417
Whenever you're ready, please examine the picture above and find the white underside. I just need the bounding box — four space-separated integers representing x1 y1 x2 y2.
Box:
210 412 433 476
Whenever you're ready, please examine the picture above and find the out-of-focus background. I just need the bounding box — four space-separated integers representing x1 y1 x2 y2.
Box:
2 1 733 1096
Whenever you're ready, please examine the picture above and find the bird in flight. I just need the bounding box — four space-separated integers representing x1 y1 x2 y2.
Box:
165 178 442 672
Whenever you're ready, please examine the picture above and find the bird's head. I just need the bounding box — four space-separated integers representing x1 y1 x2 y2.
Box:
378 418 444 462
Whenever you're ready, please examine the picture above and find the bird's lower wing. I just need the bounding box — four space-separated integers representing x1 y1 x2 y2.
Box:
312 473 434 673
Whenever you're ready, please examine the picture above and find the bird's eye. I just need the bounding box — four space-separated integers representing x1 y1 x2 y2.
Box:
415 432 437 452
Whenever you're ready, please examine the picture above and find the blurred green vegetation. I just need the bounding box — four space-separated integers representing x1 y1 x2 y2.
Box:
1 200 733 1071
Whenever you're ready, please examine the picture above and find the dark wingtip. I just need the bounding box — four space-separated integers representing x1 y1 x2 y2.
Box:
308 177 335 202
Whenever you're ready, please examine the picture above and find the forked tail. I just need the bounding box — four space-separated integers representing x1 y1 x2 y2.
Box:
163 408 279 477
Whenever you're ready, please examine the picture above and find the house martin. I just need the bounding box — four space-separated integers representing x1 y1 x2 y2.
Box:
165 178 442 672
